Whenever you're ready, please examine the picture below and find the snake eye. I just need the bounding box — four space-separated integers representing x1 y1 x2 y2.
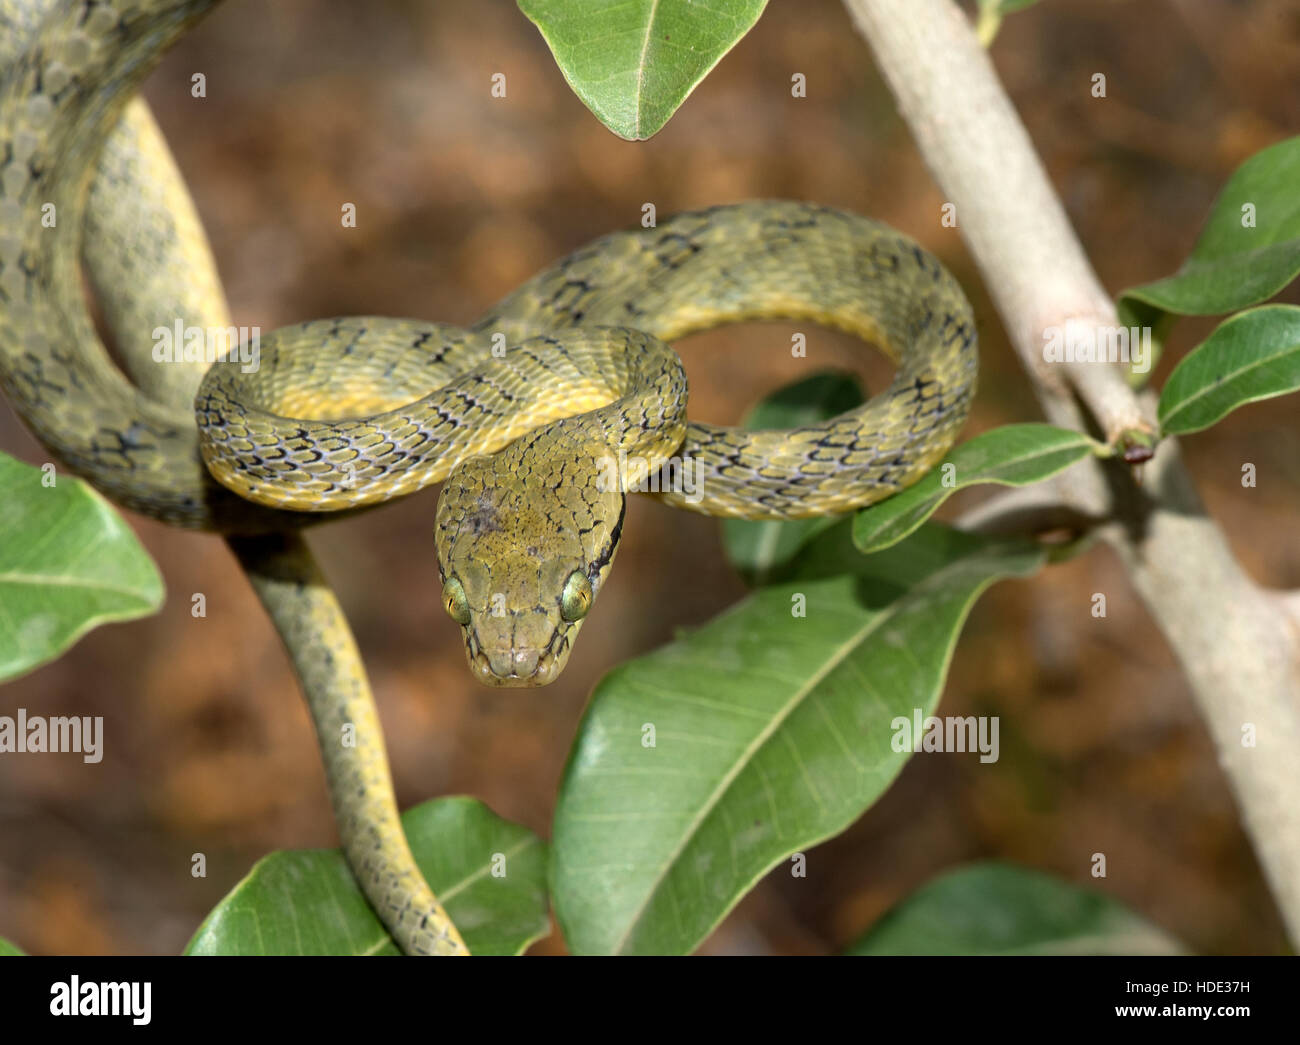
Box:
560 570 593 622
442 577 471 625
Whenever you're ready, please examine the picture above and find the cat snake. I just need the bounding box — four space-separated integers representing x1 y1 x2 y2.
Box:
0 0 977 953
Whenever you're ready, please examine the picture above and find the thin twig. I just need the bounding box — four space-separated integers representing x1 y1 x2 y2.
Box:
957 479 1104 538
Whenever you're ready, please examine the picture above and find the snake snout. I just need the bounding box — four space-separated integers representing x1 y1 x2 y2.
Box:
491 646 540 678
471 645 560 688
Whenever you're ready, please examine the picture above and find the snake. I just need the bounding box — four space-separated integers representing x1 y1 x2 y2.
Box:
0 0 977 951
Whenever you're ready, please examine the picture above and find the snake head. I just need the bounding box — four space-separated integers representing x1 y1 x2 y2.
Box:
434 430 625 687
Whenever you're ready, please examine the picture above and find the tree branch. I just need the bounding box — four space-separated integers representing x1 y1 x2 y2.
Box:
845 0 1300 946
1280 590 1300 636
957 481 1104 539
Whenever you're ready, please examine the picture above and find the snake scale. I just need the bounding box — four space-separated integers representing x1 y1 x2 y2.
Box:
0 0 977 953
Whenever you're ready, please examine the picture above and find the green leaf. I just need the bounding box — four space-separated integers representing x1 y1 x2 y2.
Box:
852 424 1102 555
723 372 864 584
1158 305 1300 435
976 0 1045 46
551 523 1045 955
846 862 1187 955
0 937 25 955
0 452 163 682
1121 136 1300 318
517 0 768 140
186 797 549 956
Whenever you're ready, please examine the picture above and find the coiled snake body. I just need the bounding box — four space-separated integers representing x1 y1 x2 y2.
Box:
0 0 976 950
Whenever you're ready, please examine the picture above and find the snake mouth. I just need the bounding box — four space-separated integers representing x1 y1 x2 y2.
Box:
468 650 560 687
465 630 569 688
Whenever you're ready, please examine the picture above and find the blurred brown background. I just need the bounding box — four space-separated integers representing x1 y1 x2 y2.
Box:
2 0 1298 955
